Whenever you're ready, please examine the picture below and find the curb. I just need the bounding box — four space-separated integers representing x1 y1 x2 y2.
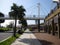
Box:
0 36 12 43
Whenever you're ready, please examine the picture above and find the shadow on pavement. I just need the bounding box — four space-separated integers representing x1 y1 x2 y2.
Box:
38 40 53 45
18 38 41 45
18 38 53 45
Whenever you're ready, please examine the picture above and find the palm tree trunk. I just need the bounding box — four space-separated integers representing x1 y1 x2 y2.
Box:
13 17 17 37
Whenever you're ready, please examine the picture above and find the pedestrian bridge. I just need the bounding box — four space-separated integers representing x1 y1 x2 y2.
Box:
24 16 45 20
0 15 45 20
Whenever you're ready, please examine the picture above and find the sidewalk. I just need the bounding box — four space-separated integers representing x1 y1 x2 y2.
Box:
11 29 42 45
33 29 60 45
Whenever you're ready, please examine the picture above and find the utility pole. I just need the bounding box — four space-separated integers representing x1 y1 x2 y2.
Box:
37 3 40 32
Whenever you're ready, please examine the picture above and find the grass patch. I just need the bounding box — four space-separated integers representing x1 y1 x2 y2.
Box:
0 28 11 32
0 33 20 45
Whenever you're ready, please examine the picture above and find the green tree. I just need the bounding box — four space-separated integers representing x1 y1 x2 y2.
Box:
19 19 27 27
18 5 27 27
9 3 26 37
0 12 5 28
0 12 5 23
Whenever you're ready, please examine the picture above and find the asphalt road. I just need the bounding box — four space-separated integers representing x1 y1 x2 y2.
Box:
0 33 12 41
0 30 13 41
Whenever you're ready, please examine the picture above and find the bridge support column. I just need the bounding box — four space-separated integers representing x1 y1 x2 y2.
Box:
48 21 51 34
38 19 40 32
58 14 60 38
52 19 55 35
48 21 50 34
44 20 47 33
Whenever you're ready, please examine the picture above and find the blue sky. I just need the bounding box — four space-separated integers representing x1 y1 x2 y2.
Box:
0 0 57 26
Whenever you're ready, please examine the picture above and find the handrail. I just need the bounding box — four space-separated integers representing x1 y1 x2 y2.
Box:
45 8 60 21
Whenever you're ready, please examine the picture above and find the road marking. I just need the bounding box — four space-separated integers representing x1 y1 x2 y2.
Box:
0 36 12 43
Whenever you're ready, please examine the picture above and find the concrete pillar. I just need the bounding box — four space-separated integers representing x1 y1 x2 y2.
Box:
48 25 51 34
48 21 51 34
44 20 46 32
57 2 60 38
44 24 47 33
46 25 48 33
38 19 40 32
52 19 55 35
58 15 60 38
35 20 37 25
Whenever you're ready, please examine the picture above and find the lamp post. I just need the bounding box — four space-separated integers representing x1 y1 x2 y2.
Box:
53 0 60 8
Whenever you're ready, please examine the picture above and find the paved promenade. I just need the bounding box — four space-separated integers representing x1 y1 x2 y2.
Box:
34 29 60 45
11 29 42 45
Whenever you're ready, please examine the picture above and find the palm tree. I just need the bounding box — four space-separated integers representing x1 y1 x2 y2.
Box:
9 3 26 37
19 18 27 30
0 12 5 23
0 12 5 28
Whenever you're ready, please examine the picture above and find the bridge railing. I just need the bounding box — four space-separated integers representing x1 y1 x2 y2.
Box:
24 15 45 19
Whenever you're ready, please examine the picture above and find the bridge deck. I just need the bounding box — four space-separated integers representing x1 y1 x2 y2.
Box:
0 17 44 20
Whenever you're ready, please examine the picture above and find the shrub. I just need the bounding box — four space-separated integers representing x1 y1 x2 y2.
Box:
0 28 11 32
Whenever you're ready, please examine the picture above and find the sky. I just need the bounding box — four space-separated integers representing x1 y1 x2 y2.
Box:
0 0 57 27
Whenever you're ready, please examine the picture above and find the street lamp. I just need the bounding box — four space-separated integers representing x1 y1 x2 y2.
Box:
53 0 60 8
